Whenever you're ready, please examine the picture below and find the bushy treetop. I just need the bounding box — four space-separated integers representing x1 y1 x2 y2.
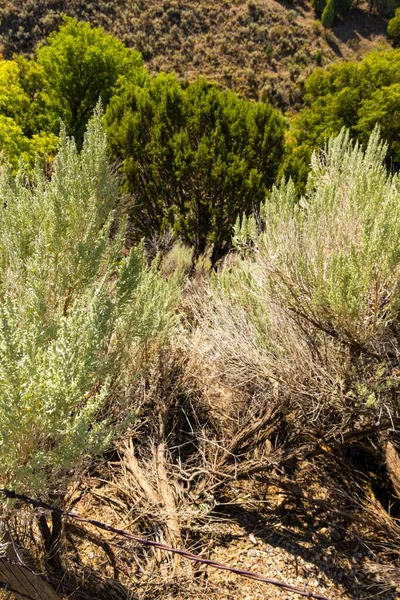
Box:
106 74 286 265
35 17 147 144
0 59 57 166
284 49 400 187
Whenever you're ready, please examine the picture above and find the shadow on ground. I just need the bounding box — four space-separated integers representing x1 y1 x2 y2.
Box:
212 499 398 600
332 8 387 45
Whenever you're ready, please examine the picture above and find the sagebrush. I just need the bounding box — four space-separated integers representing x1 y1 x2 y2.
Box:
0 109 180 494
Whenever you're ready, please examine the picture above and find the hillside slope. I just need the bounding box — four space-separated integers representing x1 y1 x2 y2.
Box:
0 0 389 108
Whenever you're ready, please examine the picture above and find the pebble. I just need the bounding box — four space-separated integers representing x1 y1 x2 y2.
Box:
249 533 258 545
320 527 328 535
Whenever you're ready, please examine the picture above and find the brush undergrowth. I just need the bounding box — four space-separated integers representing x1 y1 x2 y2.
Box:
2 128 400 599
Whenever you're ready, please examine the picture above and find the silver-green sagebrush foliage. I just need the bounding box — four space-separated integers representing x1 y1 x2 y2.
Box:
233 128 400 348
201 129 400 420
0 110 180 494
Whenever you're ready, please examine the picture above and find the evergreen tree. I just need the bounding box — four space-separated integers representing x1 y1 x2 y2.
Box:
388 7 400 46
322 0 335 27
106 75 286 266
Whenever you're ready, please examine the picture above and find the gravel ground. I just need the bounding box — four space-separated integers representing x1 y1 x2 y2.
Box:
70 478 400 600
187 512 399 600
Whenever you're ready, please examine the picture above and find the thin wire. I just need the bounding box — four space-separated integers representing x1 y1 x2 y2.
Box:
0 488 332 600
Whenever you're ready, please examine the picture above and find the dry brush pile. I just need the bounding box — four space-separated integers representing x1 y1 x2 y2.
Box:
102 129 400 597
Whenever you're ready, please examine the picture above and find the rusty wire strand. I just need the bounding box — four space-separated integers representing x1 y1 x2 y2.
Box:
0 488 332 600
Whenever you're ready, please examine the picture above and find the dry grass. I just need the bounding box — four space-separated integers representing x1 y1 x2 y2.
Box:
2 228 400 597
3 305 400 598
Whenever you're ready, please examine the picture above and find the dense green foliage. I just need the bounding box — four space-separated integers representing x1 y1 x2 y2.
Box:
321 0 335 28
286 49 400 187
0 18 399 262
35 17 147 144
0 18 147 164
0 59 57 167
106 74 286 264
0 111 180 494
388 7 400 46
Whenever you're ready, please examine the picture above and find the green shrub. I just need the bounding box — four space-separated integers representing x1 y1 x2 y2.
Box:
388 7 400 46
356 83 400 166
106 74 286 266
233 128 400 347
199 129 400 460
35 17 148 145
321 0 335 28
0 109 180 495
285 49 400 187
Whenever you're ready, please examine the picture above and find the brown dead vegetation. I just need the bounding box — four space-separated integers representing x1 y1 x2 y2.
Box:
3 272 400 599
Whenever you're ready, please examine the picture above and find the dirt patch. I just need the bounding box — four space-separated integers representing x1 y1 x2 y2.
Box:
64 473 399 600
